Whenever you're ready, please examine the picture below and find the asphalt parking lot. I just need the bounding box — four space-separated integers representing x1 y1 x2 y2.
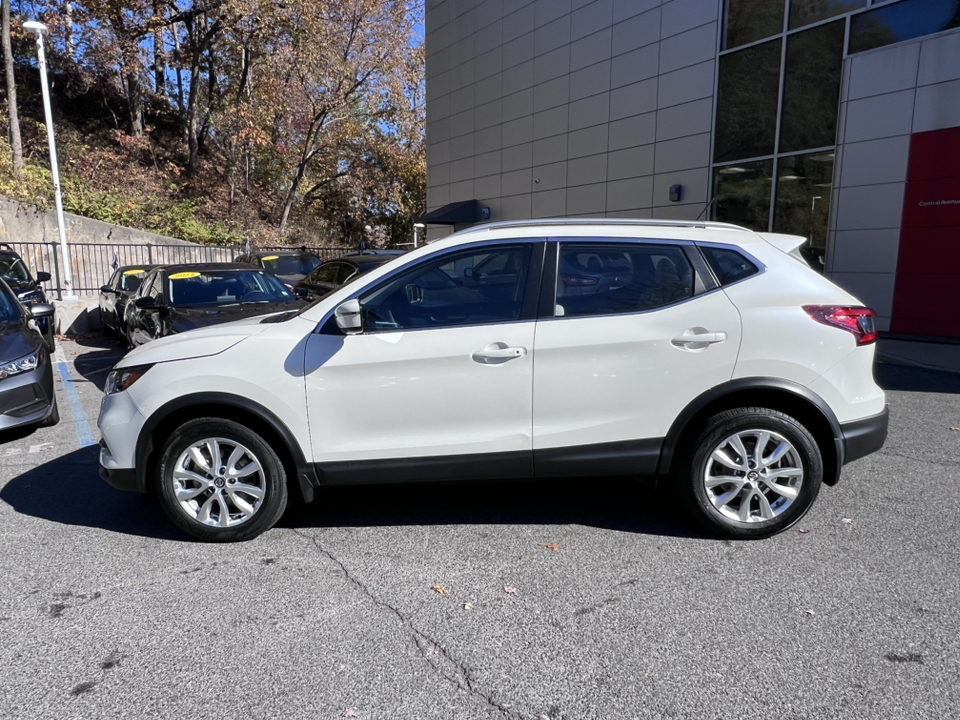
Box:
1 336 958 720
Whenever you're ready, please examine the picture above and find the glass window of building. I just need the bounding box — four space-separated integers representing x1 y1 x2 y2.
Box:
714 39 782 163
773 152 835 255
789 0 866 30
850 0 960 54
724 0 785 49
779 20 845 153
713 160 774 232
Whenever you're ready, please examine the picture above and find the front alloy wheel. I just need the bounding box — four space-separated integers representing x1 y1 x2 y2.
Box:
173 437 266 528
684 408 823 539
157 418 288 542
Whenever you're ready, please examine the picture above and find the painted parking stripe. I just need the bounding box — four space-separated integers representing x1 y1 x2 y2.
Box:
53 346 97 448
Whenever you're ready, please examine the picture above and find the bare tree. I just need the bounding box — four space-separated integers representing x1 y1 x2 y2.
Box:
2 0 23 176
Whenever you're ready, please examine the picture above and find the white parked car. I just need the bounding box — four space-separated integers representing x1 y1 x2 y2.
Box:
98 219 888 542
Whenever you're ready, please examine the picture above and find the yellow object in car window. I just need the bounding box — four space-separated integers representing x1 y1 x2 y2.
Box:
261 255 279 261
169 272 201 280
123 269 146 276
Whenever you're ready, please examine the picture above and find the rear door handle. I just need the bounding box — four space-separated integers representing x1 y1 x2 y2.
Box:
671 330 727 349
472 342 527 364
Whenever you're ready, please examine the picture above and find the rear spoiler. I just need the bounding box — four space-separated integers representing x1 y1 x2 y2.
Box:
757 233 810 265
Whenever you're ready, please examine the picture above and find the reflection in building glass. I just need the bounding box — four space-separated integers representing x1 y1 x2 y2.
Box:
773 152 835 259
724 0 785 49
713 160 774 232
714 39 781 163
849 0 960 54
789 0 866 30
780 20 845 153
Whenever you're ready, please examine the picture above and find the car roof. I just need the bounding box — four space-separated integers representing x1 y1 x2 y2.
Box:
116 264 158 272
250 250 314 257
336 254 397 267
159 262 261 274
434 217 767 248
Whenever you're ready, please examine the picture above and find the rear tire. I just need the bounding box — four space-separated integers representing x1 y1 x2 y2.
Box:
681 407 823 539
156 418 289 542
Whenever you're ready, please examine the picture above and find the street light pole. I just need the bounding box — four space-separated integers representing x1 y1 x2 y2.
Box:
24 20 75 299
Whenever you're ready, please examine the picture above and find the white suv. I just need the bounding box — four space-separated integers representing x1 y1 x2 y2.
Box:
98 220 888 542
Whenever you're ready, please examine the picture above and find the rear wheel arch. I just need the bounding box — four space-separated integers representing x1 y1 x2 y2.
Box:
659 379 842 486
136 393 316 501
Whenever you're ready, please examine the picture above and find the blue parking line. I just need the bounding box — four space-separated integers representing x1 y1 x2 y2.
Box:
56 361 98 448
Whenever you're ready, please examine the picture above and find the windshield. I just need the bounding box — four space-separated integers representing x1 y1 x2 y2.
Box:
0 256 33 285
260 253 322 276
120 269 148 292
0 285 22 322
167 270 295 307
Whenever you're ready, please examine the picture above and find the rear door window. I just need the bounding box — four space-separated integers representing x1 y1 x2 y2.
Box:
555 243 695 317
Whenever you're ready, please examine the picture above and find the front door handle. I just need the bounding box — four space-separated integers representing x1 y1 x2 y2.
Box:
472 342 527 364
671 330 727 349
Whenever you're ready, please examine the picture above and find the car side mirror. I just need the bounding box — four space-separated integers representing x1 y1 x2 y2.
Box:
29 303 55 319
135 296 160 309
335 299 363 334
36 271 51 283
463 268 475 279
100 285 116 294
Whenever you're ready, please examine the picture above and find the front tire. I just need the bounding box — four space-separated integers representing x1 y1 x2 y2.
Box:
156 418 289 542
682 408 823 539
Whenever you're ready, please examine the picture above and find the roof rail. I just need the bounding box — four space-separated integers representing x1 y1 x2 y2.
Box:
452 218 751 236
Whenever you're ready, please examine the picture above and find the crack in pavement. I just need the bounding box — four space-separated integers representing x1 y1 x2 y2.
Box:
291 529 524 720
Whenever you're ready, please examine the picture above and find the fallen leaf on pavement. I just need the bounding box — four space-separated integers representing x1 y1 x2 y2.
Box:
950 427 960 431
340 709 359 718
841 518 854 526
805 610 815 616
539 542 560 552
431 584 449 595
798 528 810 534
463 603 473 611
504 586 517 595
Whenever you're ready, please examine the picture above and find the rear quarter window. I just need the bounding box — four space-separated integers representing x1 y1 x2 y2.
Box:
700 246 759 286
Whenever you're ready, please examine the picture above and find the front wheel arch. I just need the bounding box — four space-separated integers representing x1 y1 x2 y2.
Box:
137 394 316 503
658 379 841 486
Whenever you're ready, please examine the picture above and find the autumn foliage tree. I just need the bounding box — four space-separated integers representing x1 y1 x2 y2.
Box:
0 0 424 246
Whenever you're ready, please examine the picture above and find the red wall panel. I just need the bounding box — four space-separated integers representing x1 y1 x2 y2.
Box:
891 126 960 337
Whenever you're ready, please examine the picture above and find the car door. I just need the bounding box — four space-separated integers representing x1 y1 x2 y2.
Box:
532 239 742 476
304 241 543 482
299 262 343 300
131 272 165 346
100 270 120 325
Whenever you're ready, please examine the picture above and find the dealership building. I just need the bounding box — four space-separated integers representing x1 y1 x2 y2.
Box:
423 0 960 338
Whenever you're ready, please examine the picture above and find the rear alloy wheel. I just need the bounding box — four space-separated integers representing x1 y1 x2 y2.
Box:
683 408 823 539
157 418 288 542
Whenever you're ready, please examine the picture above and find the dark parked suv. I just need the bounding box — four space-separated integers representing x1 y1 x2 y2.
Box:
0 245 55 349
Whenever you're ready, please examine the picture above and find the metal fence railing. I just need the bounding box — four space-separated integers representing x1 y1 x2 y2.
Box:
4 241 350 300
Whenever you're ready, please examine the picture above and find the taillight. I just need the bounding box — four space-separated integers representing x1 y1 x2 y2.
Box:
561 274 598 287
803 305 877 345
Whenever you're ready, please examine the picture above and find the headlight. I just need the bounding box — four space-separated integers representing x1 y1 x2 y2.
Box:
105 365 152 395
0 347 43 380
17 290 44 305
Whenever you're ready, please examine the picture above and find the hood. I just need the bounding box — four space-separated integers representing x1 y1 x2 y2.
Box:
168 300 306 334
118 316 278 368
0 321 41 361
274 273 308 286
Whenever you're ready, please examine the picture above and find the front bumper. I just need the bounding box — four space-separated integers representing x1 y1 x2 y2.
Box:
97 388 147 492
840 406 889 465
0 358 55 431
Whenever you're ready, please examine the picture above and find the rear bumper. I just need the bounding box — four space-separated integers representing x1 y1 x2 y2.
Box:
840 406 889 465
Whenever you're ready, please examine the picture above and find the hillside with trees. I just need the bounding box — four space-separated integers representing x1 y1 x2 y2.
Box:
0 0 425 249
